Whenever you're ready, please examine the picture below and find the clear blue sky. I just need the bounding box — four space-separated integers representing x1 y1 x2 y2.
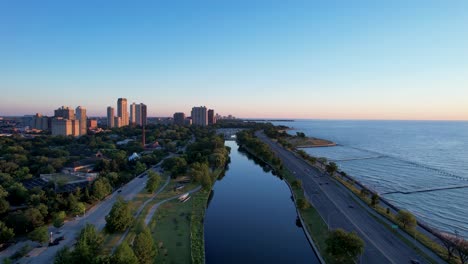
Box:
1 0 467 119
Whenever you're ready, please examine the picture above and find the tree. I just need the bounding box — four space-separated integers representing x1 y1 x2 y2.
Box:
54 247 73 264
292 180 302 189
0 221 14 243
371 193 379 207
28 226 48 244
92 178 112 201
0 186 9 214
201 172 212 191
134 161 147 176
53 211 66 228
326 229 364 263
326 162 338 176
112 243 138 264
296 198 310 210
453 232 468 264
190 162 210 183
133 227 156 264
72 224 103 263
396 210 417 230
24 207 44 230
146 170 162 193
105 197 133 233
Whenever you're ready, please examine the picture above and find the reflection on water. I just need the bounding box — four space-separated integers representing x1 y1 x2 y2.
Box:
204 141 319 264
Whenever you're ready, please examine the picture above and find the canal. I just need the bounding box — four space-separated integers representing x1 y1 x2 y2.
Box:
204 141 320 264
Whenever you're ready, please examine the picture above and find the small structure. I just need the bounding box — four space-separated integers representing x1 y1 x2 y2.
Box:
128 152 141 161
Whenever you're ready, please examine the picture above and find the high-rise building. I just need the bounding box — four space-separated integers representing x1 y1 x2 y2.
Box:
51 118 79 136
54 106 75 120
191 106 208 126
107 107 115 128
129 103 137 125
114 116 123 128
117 98 128 126
30 113 50 130
173 112 185 125
208 109 216 125
87 119 98 129
135 103 147 126
76 106 87 136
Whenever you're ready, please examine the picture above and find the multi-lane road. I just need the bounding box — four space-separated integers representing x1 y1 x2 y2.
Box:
256 131 445 264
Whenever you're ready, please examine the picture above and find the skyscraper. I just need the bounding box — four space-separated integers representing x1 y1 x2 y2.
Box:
138 103 147 126
76 106 87 135
191 106 208 126
129 103 137 125
54 106 75 120
208 109 216 125
173 112 185 126
107 106 115 128
117 98 128 126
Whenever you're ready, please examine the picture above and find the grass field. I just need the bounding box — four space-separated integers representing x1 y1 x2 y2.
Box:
151 199 193 264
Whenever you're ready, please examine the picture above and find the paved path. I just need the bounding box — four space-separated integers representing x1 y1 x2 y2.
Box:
256 131 446 264
144 185 202 225
111 174 171 252
7 160 168 264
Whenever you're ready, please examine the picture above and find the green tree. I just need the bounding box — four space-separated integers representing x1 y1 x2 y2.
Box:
292 179 302 189
28 226 48 244
146 170 162 193
296 198 310 210
72 224 103 263
92 178 112 201
24 207 44 230
0 221 14 243
371 193 379 207
105 197 133 233
190 162 210 183
53 211 66 228
133 227 156 264
54 247 73 264
112 243 138 264
0 186 9 214
134 161 147 176
326 229 365 263
326 162 338 176
396 210 417 230
201 172 212 191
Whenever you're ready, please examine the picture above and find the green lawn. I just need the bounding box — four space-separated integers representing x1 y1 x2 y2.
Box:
151 200 193 264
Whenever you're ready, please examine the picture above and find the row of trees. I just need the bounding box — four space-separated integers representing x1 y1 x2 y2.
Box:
236 130 282 168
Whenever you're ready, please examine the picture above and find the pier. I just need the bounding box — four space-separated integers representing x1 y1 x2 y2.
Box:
382 184 468 195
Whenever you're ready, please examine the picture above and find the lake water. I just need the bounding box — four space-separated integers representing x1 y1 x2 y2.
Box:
272 120 468 238
204 141 319 264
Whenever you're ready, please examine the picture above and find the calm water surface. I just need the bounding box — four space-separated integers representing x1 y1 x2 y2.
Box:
272 120 468 238
204 141 319 264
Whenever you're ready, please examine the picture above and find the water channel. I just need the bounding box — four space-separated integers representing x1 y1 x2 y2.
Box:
204 141 320 264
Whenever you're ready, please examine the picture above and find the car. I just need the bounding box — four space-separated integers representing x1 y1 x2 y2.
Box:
56 236 65 242
117 189 122 193
48 241 59 247
410 260 421 264
348 205 354 208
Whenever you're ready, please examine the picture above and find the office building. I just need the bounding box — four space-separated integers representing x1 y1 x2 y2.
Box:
208 109 216 125
54 106 75 120
117 98 128 126
29 113 50 130
76 106 87 136
114 116 123 128
173 112 185 125
107 107 115 128
191 106 208 126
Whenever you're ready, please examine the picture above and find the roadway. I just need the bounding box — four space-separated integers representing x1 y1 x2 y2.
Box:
256 131 444 264
16 162 164 264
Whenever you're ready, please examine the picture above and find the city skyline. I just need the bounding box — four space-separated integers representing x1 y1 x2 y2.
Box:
1 1 468 120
